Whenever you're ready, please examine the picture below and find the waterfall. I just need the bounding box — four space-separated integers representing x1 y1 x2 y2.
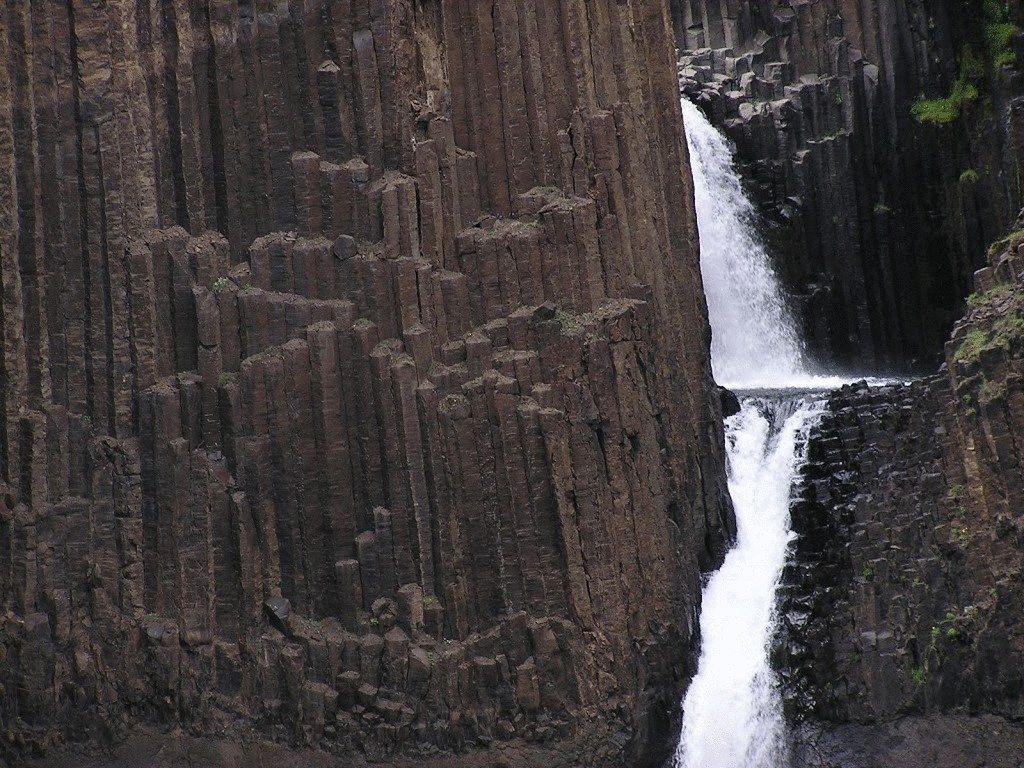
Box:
680 99 807 390
672 100 831 768
673 397 821 768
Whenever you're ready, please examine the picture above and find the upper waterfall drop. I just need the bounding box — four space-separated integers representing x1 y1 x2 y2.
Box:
681 99 805 390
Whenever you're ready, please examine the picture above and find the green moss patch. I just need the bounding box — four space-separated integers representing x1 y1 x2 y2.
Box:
985 0 1020 68
912 50 980 124
959 169 980 185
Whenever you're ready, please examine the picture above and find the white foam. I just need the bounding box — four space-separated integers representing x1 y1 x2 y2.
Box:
673 399 822 768
681 99 805 390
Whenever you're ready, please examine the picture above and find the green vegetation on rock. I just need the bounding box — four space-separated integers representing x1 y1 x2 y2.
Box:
959 169 980 185
966 283 1014 306
911 9 1019 126
992 313 1024 347
985 0 1019 68
979 378 1006 403
955 239 1024 369
953 315 1024 365
911 665 927 686
911 49 981 124
954 329 989 364
986 228 1024 260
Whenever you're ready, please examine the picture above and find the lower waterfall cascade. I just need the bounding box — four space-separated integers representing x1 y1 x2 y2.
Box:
672 398 822 768
673 100 836 768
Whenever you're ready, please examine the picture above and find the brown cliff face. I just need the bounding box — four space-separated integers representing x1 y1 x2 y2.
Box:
673 0 1024 373
0 2 730 765
780 225 1024 765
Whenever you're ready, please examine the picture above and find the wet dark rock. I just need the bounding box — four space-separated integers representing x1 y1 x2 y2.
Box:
719 387 741 418
782 230 1024 764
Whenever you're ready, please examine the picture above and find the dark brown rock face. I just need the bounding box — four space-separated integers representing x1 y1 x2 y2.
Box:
673 0 1024 373
0 2 730 766
781 228 1024 764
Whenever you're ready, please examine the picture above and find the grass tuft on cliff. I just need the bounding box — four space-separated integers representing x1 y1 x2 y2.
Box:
985 228 1024 260
953 233 1024 366
959 169 980 186
954 307 1024 365
954 329 989 364
912 48 981 124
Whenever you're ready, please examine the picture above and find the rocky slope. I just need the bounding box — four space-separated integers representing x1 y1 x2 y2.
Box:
781 223 1024 765
673 0 1024 372
0 2 731 766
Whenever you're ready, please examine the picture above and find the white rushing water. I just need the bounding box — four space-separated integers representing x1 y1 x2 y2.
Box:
681 99 808 391
673 100 832 768
673 398 822 768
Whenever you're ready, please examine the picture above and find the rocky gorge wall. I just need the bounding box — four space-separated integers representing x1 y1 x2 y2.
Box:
0 2 732 766
673 0 1024 372
780 225 1024 766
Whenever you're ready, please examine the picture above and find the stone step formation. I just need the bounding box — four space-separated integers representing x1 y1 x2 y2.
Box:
0 1 733 765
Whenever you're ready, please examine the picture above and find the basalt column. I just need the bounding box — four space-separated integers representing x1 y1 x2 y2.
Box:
779 226 1024 766
0 2 729 766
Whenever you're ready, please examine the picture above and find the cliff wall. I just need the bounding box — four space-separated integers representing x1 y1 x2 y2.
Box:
782 225 1024 765
0 2 730 765
673 0 1024 372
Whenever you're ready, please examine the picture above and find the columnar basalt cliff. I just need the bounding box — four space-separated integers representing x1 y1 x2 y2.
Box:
780 226 1024 766
0 2 731 765
672 0 1024 372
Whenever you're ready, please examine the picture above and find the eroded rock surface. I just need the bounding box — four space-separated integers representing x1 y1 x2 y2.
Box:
0 2 730 766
